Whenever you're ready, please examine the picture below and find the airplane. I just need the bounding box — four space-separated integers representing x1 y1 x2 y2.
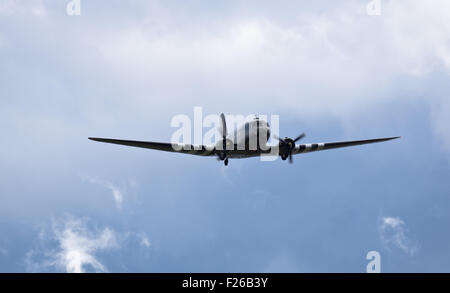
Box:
89 114 400 166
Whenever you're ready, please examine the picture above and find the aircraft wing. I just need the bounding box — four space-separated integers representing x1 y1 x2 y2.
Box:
88 137 216 156
292 136 400 155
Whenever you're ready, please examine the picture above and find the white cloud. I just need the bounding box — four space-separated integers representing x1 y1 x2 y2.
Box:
2 1 450 160
94 0 450 148
26 216 118 273
137 233 151 248
122 231 151 249
25 215 152 272
53 219 117 273
85 177 124 210
378 216 419 256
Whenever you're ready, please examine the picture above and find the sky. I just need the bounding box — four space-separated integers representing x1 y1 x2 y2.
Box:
0 0 450 272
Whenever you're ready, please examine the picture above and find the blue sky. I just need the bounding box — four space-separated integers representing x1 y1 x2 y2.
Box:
1 0 450 272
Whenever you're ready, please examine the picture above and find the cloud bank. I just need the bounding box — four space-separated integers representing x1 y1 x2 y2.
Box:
2 0 450 160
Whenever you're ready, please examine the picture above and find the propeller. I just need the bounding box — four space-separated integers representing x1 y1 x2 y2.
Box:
273 133 305 163
219 113 228 164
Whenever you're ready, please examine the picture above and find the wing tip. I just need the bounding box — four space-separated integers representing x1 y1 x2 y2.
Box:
88 137 106 142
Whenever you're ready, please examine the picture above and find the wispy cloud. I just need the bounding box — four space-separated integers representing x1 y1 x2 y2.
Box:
25 215 152 272
378 216 419 256
138 233 151 248
123 231 151 249
84 176 125 210
26 216 118 273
